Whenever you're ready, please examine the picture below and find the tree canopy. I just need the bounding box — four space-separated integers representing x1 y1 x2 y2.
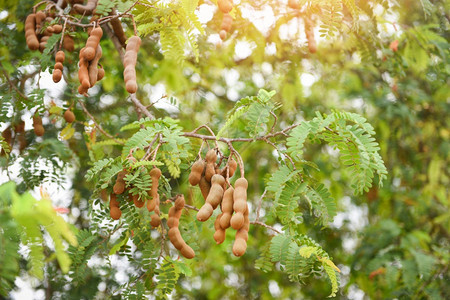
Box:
0 0 449 299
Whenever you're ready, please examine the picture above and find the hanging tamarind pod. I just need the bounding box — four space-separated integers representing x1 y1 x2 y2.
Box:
73 0 98 15
88 44 102 87
63 34 75 52
213 213 226 244
189 159 205 186
83 26 103 61
25 13 39 50
230 178 248 230
123 36 141 94
167 195 195 259
232 209 249 257
219 186 234 229
197 174 225 222
113 169 127 195
204 149 217 182
64 109 75 123
109 193 122 220
146 167 161 212
110 8 127 47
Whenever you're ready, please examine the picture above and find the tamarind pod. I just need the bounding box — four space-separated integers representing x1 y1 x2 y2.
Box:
110 12 127 47
110 206 122 220
188 159 205 186
219 186 234 229
54 62 64 71
132 194 145 208
123 36 141 94
33 116 42 125
221 14 233 32
25 14 39 50
174 194 185 210
113 180 125 194
167 212 182 228
213 213 226 244
168 227 184 249
110 193 119 207
15 121 25 133
35 11 46 32
78 58 90 90
230 212 244 230
196 203 214 222
218 0 233 13
78 85 88 95
2 127 12 143
233 178 248 211
228 158 237 177
51 24 62 34
88 44 102 87
198 176 211 200
150 213 161 227
63 34 74 52
18 134 27 152
100 189 108 202
206 174 225 208
219 30 227 41
73 0 98 15
34 124 45 136
96 65 105 81
147 167 161 212
64 110 75 123
204 149 217 182
52 68 62 83
39 42 47 53
40 35 50 43
232 238 247 257
83 27 103 61
55 50 65 63
180 245 195 259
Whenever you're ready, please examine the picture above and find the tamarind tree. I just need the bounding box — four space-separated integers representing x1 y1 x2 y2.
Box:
1 0 448 299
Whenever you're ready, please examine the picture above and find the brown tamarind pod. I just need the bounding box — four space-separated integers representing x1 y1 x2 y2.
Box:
304 18 317 53
33 124 45 136
14 121 25 133
288 0 300 9
189 159 205 186
63 34 75 52
33 115 42 126
64 109 75 123
232 237 247 257
221 14 233 32
219 30 227 41
221 157 237 178
110 9 127 47
25 14 39 51
78 49 90 91
35 11 46 32
167 224 195 258
88 44 102 87
198 176 211 200
55 50 65 63
51 24 62 34
113 170 127 194
218 0 233 13
204 149 217 182
219 186 234 229
150 213 161 227
197 174 225 222
232 209 249 256
83 26 103 61
52 69 62 83
213 213 226 244
18 134 27 152
180 245 195 259
54 62 64 71
230 178 248 230
133 194 145 208
123 36 141 94
146 167 161 212
97 65 105 81
110 206 122 220
73 0 98 15
100 189 108 202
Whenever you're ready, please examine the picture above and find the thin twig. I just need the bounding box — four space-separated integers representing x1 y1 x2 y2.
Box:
255 189 267 222
250 220 281 234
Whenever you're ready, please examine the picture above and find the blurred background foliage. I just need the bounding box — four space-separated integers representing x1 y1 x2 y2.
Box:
0 0 449 299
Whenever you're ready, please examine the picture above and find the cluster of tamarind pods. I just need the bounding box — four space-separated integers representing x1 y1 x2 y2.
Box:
189 149 249 257
217 0 234 41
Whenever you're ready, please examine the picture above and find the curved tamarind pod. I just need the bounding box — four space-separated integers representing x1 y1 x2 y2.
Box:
180 245 195 259
213 213 226 244
63 34 74 52
55 50 65 63
167 210 182 228
221 14 233 32
83 26 103 61
197 175 225 221
219 186 234 229
113 170 127 194
218 0 232 13
78 49 90 90
146 167 161 212
230 178 248 230
198 176 211 200
25 14 39 50
168 227 184 249
188 159 205 186
123 36 141 94
88 44 102 87
73 0 98 15
97 65 105 81
204 149 217 182
110 9 127 47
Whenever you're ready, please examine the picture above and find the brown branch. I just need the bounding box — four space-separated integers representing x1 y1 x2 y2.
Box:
250 220 281 234
78 100 125 145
